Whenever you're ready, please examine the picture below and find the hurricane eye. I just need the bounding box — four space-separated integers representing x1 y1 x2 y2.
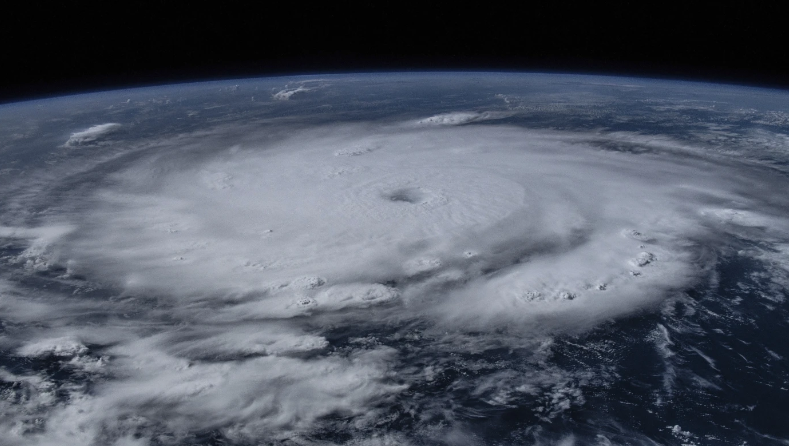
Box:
384 187 423 204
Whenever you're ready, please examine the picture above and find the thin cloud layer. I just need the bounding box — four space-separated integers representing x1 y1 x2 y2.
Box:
415 111 510 126
272 85 313 100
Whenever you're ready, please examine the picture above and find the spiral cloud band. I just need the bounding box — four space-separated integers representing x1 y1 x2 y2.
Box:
59 122 776 329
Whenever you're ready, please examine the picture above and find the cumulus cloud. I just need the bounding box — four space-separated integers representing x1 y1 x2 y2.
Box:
50 343 401 443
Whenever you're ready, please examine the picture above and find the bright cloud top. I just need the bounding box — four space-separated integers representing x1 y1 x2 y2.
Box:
58 123 781 329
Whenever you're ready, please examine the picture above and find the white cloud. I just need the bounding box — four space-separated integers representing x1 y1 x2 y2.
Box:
20 342 404 444
17 336 88 358
272 85 312 101
63 123 121 147
414 111 510 126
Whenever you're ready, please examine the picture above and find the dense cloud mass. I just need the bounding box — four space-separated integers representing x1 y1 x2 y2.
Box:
1 75 789 445
57 124 747 329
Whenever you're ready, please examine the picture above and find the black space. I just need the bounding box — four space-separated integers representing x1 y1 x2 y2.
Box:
1 4 787 103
